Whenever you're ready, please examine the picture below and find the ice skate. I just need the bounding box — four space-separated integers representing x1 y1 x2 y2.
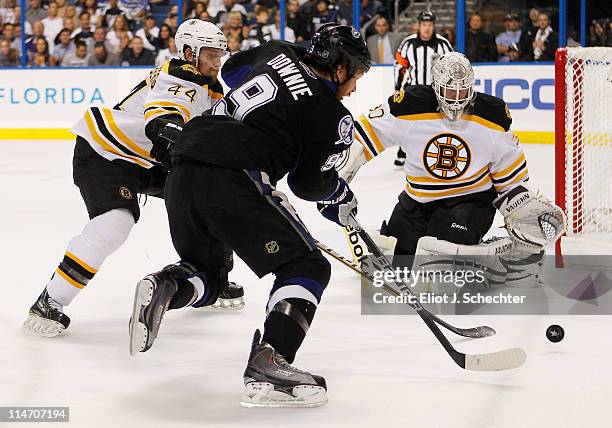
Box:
240 330 327 408
129 267 179 355
209 281 245 310
23 288 70 338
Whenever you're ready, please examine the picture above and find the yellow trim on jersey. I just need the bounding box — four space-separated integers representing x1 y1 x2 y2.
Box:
65 251 98 274
143 109 183 123
406 174 492 199
491 153 526 179
144 101 191 122
494 169 529 192
353 133 374 161
162 60 171 74
407 164 489 184
208 88 223 100
357 115 385 153
101 108 152 160
397 112 505 132
84 111 150 168
55 268 85 289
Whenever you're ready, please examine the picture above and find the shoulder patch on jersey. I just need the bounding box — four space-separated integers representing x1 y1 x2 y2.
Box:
166 58 209 86
335 115 354 146
388 85 438 117
472 92 512 132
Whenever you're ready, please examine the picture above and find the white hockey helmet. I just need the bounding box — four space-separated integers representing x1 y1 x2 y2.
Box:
175 19 227 65
431 52 475 121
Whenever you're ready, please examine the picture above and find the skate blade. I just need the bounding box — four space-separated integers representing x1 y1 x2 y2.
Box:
129 279 154 356
22 314 66 338
208 296 245 311
240 382 327 408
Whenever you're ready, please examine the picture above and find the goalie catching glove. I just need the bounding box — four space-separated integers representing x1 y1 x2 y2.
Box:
317 178 358 227
493 184 566 250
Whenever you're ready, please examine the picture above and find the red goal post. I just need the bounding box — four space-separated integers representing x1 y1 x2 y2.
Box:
555 47 612 267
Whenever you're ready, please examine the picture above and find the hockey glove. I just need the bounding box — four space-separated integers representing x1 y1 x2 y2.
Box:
150 120 183 172
494 184 566 250
317 178 358 227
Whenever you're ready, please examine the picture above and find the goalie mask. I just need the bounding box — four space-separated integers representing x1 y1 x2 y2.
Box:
432 52 475 122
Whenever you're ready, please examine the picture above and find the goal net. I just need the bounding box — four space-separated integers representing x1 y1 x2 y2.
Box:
555 47 612 267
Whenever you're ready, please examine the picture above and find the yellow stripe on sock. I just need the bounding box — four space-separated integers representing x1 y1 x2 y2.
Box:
55 268 85 289
65 251 98 274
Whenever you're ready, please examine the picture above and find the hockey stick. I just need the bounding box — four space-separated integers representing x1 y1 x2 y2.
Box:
344 214 527 371
315 240 495 339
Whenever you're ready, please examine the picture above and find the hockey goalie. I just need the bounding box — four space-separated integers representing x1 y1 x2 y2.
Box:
339 52 566 296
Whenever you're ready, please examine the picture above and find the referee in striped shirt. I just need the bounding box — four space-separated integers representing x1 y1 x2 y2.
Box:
393 10 453 166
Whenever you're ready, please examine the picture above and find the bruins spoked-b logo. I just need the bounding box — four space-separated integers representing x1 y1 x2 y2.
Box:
119 186 133 200
423 134 471 179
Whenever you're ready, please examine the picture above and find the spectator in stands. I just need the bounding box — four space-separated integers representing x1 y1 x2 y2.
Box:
1 22 19 51
43 1 64 51
590 20 606 46
155 35 176 65
62 38 89 65
154 23 173 50
0 38 19 66
63 16 76 34
102 0 128 29
190 2 207 20
56 0 68 19
64 4 78 29
52 28 75 63
121 35 154 65
166 11 179 32
359 0 379 28
224 11 244 41
82 0 103 28
30 36 57 66
286 0 309 42
88 26 111 52
73 11 95 44
25 20 45 53
87 40 120 65
262 9 296 42
121 0 147 28
607 20 612 47
496 13 521 62
519 6 539 55
466 13 496 62
213 0 247 25
242 13 265 50
106 14 132 53
1 0 16 24
439 27 454 46
116 30 130 55
525 12 557 61
366 16 400 64
310 0 337 36
226 34 241 55
135 14 158 51
26 0 47 26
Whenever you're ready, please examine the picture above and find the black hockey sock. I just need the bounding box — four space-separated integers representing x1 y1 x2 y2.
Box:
262 298 317 364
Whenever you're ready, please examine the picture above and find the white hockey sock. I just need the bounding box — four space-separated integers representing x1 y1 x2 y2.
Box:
47 209 135 306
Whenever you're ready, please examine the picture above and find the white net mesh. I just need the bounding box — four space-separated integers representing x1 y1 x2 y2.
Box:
563 47 612 243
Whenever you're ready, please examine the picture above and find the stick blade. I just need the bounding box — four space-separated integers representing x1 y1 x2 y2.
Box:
453 325 496 338
464 348 527 371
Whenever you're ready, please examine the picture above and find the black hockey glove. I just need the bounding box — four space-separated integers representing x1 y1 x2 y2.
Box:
149 120 183 172
317 178 358 227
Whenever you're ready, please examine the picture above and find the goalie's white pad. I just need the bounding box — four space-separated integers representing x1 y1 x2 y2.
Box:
413 236 513 295
493 185 566 250
335 143 367 184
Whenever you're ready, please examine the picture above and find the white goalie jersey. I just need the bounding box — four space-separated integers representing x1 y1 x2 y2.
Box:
350 85 529 203
71 59 224 169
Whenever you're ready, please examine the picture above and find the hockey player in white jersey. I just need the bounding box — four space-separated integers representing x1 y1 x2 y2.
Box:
340 52 565 292
24 20 244 338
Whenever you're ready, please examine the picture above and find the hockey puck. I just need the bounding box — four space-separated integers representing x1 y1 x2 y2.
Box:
546 325 564 343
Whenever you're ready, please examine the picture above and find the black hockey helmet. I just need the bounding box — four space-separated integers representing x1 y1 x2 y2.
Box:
307 23 371 81
417 10 436 22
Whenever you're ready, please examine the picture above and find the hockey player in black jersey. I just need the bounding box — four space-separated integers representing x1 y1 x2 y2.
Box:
128 24 371 407
24 20 244 339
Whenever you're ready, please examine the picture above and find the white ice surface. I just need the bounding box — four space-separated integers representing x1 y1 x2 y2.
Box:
1 141 611 428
